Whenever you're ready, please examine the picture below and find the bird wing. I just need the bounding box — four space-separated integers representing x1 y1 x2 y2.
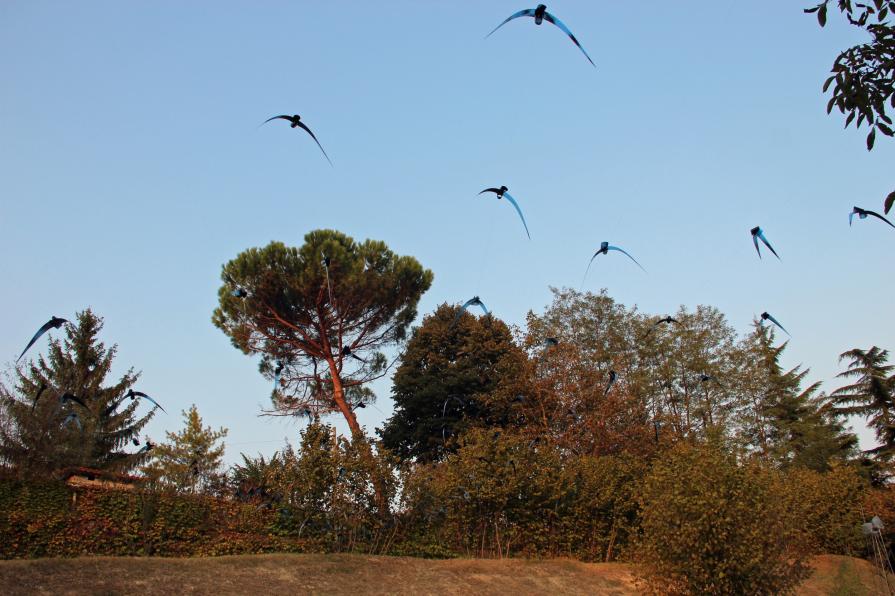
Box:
756 229 781 260
864 209 895 229
604 374 616 396
134 392 167 414
581 251 604 287
475 299 490 315
260 115 291 126
502 192 531 239
17 319 60 363
486 8 537 38
849 210 856 226
752 231 762 258
479 188 501 195
607 245 646 272
63 413 82 430
295 121 333 166
543 11 596 67
452 299 476 325
62 394 88 410
764 313 791 336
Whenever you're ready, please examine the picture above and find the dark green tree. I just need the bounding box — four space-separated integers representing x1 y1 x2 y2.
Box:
740 324 857 471
213 230 432 508
378 304 529 462
142 404 228 494
0 309 155 479
829 347 895 466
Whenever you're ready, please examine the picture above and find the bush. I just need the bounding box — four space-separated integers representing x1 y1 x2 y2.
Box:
635 442 811 595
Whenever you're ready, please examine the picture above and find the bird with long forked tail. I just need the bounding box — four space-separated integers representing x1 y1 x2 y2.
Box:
261 114 332 166
487 4 595 67
760 311 790 337
850 206 895 229
479 186 531 239
582 242 645 285
453 296 490 325
750 226 780 260
17 316 68 363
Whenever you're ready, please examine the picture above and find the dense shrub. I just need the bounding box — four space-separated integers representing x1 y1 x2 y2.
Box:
635 442 812 595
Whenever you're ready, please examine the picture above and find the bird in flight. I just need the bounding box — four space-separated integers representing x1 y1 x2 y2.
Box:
479 186 531 239
453 296 490 325
487 4 596 67
60 393 88 410
604 370 618 396
760 312 790 337
543 337 559 349
136 440 155 455
125 389 167 414
17 316 68 363
643 316 679 339
750 226 780 260
582 242 646 285
850 206 895 229
341 346 366 363
261 114 332 166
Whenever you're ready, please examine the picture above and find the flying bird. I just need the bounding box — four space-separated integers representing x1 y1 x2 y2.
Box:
479 186 531 239
850 206 895 229
760 311 790 337
31 382 47 410
136 440 155 455
341 346 366 363
453 296 490 325
59 393 88 410
125 390 167 414
604 370 618 396
543 337 559 349
261 114 332 166
487 4 596 67
62 412 82 430
750 226 780 260
17 316 68 363
643 316 679 339
582 242 645 284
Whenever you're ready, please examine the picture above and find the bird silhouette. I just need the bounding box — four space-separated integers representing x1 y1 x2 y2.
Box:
750 226 780 260
760 312 790 337
487 4 595 67
643 316 679 339
59 393 88 410
885 191 894 215
582 242 645 285
850 206 895 229
604 370 618 396
452 296 490 326
31 382 47 411
261 114 332 166
479 186 531 239
543 337 559 349
17 316 68 363
125 390 167 414
341 346 366 363
136 440 155 455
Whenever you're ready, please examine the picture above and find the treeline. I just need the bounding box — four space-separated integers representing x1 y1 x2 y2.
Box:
3 290 895 593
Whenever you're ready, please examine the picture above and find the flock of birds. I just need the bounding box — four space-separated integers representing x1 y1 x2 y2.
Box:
11 4 895 455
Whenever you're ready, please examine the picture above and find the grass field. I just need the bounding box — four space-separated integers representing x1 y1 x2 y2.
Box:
0 553 890 595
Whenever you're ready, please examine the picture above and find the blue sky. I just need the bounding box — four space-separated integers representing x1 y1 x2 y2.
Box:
1 1 892 462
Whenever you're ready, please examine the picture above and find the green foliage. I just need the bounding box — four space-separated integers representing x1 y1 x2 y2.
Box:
636 441 812 595
0 309 154 479
379 304 529 462
830 347 895 471
142 404 228 495
807 1 895 151
212 231 433 428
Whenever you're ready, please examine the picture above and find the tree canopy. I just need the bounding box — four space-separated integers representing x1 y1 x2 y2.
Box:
212 230 433 440
0 309 155 478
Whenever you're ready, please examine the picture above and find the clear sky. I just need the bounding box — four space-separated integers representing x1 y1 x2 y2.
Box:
1 1 892 463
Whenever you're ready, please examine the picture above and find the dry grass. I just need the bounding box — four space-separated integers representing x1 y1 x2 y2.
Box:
0 553 891 595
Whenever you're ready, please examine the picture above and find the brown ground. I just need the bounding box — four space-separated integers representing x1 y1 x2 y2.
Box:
0 553 890 595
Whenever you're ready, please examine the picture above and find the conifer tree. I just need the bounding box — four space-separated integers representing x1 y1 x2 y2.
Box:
0 309 155 478
830 347 895 465
142 404 228 494
741 323 856 471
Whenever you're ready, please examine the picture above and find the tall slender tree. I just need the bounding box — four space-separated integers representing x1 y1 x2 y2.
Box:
830 347 895 464
0 309 155 478
212 230 432 508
